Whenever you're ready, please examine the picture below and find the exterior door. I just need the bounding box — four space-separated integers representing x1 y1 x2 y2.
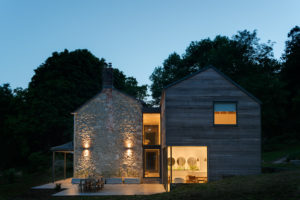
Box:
144 148 160 177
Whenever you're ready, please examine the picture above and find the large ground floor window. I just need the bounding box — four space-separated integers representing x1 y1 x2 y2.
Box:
168 146 207 184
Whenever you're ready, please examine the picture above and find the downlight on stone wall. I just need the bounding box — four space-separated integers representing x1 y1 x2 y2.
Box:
74 113 97 178
74 89 143 179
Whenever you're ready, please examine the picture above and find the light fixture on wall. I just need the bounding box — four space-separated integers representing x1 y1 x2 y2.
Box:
125 140 133 149
83 142 90 149
82 141 90 157
83 149 89 157
126 149 132 157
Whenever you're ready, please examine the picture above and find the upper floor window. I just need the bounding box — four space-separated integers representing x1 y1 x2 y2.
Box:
214 102 237 125
144 125 159 145
143 113 160 145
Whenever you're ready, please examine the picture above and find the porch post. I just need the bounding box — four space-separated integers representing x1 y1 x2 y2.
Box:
170 146 172 185
64 152 67 179
52 151 55 183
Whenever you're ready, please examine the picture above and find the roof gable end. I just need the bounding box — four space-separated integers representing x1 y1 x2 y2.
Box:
163 65 262 104
73 88 143 114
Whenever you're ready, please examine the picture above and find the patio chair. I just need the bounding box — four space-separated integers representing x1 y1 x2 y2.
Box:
79 179 86 192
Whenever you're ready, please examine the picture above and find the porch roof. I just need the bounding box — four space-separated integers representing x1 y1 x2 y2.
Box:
50 141 73 153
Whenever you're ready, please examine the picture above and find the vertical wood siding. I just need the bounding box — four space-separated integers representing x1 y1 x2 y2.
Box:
164 68 261 181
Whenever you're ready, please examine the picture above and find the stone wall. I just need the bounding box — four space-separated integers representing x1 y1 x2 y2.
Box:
74 88 143 178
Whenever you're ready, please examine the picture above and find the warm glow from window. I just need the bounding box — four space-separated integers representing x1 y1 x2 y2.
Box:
144 149 160 177
143 113 160 145
214 103 237 125
168 146 207 184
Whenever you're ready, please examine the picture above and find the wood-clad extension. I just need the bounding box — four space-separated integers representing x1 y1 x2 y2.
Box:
161 67 261 181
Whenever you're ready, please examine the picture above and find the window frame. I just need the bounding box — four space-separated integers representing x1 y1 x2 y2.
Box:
213 101 238 126
142 113 161 178
143 146 161 178
143 125 160 146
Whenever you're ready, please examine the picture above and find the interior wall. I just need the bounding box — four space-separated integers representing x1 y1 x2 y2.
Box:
168 146 207 183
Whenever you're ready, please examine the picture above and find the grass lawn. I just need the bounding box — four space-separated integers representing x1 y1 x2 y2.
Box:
262 143 300 163
0 169 300 200
262 143 300 171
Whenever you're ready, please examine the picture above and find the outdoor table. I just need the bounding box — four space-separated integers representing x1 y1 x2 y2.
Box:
79 177 104 192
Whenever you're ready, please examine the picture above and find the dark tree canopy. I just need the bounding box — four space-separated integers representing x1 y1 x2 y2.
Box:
26 49 147 151
0 49 147 170
150 30 280 104
150 30 287 139
0 84 28 169
281 26 300 134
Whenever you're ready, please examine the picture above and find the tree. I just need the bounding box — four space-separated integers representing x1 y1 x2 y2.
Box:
0 84 29 169
150 30 286 139
281 26 300 136
281 26 300 96
0 49 148 170
113 68 148 101
22 49 147 162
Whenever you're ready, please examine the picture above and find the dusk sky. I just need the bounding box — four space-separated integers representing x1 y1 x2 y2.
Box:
1 0 299 90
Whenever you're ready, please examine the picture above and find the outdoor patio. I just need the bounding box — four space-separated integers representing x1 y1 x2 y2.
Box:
32 178 166 196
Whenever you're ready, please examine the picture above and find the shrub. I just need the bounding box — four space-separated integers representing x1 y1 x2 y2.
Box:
28 152 49 172
2 168 17 183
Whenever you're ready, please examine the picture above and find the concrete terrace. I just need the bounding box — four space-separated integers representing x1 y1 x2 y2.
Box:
32 178 166 196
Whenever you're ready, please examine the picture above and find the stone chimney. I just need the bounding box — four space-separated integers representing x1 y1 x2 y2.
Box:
103 63 113 88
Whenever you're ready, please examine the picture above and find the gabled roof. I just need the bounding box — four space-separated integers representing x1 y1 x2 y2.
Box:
163 65 262 104
73 88 144 114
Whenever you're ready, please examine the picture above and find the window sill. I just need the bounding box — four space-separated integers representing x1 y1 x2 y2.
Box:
213 124 238 127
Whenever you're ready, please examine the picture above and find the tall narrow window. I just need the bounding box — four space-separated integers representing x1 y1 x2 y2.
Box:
214 102 237 125
143 113 160 145
143 113 161 177
144 125 159 145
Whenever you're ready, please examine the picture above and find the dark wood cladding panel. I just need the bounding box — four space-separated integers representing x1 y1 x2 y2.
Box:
164 68 261 180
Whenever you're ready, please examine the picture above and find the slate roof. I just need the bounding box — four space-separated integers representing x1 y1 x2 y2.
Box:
50 141 73 152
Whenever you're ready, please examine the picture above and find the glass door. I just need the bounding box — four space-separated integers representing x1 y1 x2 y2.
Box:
144 149 160 177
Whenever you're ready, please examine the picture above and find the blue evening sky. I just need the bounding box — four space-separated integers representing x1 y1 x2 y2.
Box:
0 0 299 89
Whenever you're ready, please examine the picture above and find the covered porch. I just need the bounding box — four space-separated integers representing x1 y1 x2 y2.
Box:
50 141 73 182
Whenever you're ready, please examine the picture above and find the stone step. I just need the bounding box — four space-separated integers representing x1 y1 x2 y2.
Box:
143 178 161 184
124 178 140 184
105 178 122 184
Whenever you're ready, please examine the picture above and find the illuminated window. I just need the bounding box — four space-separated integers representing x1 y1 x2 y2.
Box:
214 102 237 125
144 149 160 177
143 113 160 145
168 146 207 184
143 113 161 177
144 125 159 145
